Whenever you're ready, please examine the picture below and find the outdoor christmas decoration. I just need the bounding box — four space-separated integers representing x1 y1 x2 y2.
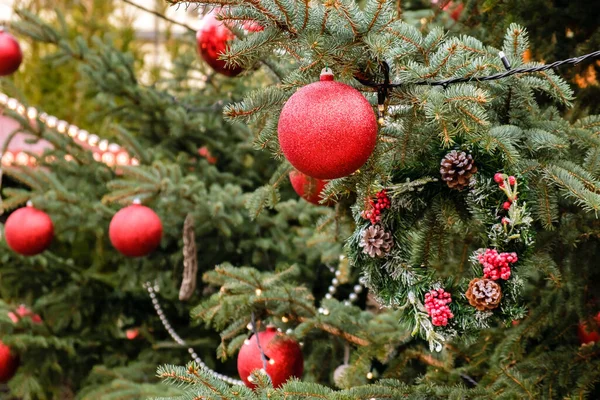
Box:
237 326 303 389
277 68 378 179
4 203 54 256
440 150 478 190
109 201 163 257
0 342 18 383
0 28 22 76
577 312 600 345
358 225 393 258
288 170 329 205
465 278 502 311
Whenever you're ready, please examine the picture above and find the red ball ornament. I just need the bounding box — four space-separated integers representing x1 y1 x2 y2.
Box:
0 341 18 383
237 326 303 389
4 203 54 256
109 201 163 257
278 69 378 179
289 170 330 205
578 312 600 345
196 12 261 77
0 28 22 76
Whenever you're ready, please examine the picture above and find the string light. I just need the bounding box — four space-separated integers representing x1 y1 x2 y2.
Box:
0 92 136 167
144 282 244 386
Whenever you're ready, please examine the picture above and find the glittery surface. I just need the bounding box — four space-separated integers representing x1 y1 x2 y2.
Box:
196 12 242 77
5 206 54 256
289 169 329 205
278 80 378 179
237 326 304 389
0 31 22 76
109 205 163 258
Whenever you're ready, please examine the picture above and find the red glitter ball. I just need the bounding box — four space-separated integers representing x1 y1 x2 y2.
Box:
0 342 18 383
0 29 22 76
278 72 378 179
5 205 54 256
289 170 330 205
578 312 600 345
196 12 243 77
237 326 303 389
109 204 163 257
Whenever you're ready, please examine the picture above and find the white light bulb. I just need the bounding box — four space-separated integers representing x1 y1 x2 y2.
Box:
99 139 108 151
7 98 18 110
67 125 79 137
46 116 58 128
56 120 69 133
77 130 89 142
255 288 262 296
26 107 38 119
367 372 374 379
88 134 99 146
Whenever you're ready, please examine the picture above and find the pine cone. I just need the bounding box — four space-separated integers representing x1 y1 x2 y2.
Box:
359 225 393 258
440 150 478 190
465 278 502 311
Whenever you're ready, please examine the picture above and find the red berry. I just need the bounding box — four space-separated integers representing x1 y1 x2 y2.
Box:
503 202 511 210
508 176 516 185
494 173 504 184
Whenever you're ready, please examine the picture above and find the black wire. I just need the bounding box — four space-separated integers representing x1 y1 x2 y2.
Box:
356 50 600 90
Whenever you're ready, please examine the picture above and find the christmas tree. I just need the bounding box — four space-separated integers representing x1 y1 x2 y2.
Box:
0 0 599 399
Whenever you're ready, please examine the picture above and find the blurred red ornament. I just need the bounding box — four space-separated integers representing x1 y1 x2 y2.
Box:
109 203 163 257
4 204 54 256
578 312 600 345
278 69 378 179
237 326 303 389
289 170 329 205
0 28 22 76
196 12 262 77
0 341 18 383
7 305 42 325
198 146 217 164
126 328 140 340
443 2 464 21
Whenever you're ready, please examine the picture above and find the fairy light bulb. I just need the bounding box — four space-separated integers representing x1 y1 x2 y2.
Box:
367 371 374 380
0 93 8 105
16 152 29 165
99 139 109 151
67 125 79 137
46 116 58 128
77 130 89 142
2 152 14 166
102 152 116 166
26 107 38 119
93 152 101 161
255 289 262 296
88 134 99 147
108 143 121 152
268 359 275 365
16 104 26 115
281 316 289 323
131 158 140 166
56 120 69 133
7 98 18 110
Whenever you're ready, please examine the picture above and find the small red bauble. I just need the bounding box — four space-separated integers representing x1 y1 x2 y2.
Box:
109 203 163 257
4 204 54 256
237 326 303 389
578 312 600 345
8 305 42 325
289 170 329 205
0 341 18 383
126 328 140 340
0 29 22 76
196 11 262 77
278 69 378 179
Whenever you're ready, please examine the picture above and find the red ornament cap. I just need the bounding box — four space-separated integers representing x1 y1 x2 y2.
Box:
237 327 303 389
320 67 334 81
0 28 23 76
109 201 163 257
4 202 54 256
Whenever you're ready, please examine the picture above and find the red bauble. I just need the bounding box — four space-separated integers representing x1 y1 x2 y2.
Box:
278 69 378 179
8 305 42 325
0 29 22 76
109 203 163 257
578 312 600 345
289 170 329 205
237 326 303 389
4 204 54 256
0 341 18 383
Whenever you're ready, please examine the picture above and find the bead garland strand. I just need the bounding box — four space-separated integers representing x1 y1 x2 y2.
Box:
143 282 244 386
318 255 365 315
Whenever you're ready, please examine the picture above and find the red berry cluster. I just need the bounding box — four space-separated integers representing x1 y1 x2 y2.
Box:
361 190 391 224
494 173 517 210
424 289 454 327
478 249 517 280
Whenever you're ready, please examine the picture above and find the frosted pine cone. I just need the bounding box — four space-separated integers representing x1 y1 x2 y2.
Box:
465 278 502 311
440 150 478 190
359 225 393 258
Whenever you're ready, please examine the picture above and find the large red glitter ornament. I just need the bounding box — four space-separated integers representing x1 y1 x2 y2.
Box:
109 201 163 257
0 341 18 383
278 69 378 179
4 203 54 256
237 326 303 389
196 11 261 77
0 28 22 76
289 170 329 205
578 312 600 345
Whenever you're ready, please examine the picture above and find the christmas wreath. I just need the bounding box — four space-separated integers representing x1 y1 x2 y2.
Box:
349 166 534 351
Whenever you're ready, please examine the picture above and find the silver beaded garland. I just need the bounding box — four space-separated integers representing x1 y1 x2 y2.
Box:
144 282 244 386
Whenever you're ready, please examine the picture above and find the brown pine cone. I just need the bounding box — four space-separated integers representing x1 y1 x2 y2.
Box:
440 150 478 190
359 225 393 258
466 278 502 311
